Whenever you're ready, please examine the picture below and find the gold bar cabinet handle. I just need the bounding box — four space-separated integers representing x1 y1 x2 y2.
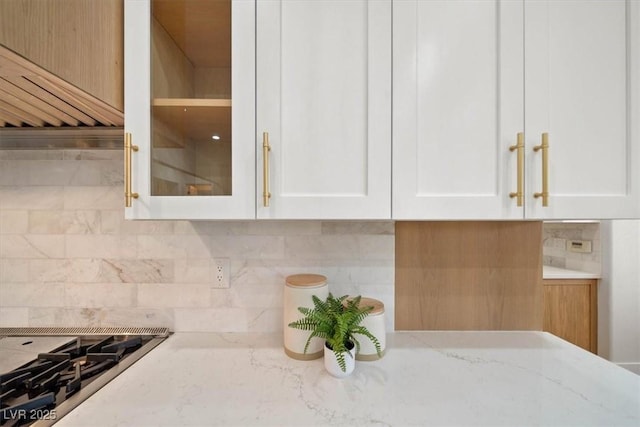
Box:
124 132 139 208
533 132 549 207
509 132 524 207
262 132 271 207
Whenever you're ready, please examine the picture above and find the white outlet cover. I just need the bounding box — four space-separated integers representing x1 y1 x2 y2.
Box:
212 258 230 288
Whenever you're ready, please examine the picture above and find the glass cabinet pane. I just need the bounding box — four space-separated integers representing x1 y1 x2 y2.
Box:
150 0 231 196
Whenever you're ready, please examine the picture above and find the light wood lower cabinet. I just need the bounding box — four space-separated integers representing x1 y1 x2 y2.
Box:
543 279 598 354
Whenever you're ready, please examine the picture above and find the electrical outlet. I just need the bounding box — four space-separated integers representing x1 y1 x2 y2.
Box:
566 240 592 254
212 258 230 288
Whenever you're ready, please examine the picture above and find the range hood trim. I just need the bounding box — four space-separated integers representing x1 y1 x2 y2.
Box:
0 126 124 149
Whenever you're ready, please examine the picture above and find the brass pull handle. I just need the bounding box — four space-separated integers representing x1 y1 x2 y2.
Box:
124 132 139 207
262 132 271 207
509 132 524 207
533 132 549 207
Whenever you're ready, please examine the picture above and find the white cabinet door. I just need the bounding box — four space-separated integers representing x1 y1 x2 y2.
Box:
525 0 640 219
124 0 255 220
256 0 391 219
393 0 524 220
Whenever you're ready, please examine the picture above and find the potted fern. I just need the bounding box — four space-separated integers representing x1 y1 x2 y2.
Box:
288 293 382 378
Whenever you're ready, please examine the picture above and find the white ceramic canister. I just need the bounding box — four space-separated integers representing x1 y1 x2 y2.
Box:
355 297 386 361
283 274 328 360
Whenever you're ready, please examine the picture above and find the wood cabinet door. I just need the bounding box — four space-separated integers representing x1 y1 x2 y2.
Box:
525 1 640 219
124 0 255 219
256 0 391 219
543 279 598 353
395 221 543 331
393 0 524 220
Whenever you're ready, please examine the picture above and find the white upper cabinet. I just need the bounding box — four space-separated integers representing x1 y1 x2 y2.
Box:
393 0 640 220
124 0 638 221
256 0 391 219
525 0 640 219
124 0 255 219
393 0 524 220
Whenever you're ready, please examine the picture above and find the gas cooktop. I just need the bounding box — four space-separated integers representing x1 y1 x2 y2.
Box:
0 327 170 427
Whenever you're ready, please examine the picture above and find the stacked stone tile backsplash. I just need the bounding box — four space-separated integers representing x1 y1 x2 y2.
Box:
543 222 601 274
0 150 394 332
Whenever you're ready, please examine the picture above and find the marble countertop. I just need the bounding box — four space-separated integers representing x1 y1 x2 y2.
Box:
56 331 638 427
543 265 601 279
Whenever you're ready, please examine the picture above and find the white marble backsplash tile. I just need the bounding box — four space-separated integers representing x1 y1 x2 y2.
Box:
26 307 176 328
27 160 103 186
0 308 28 325
29 210 100 234
29 259 101 283
0 282 66 307
63 186 122 209
0 259 29 283
100 210 175 235
65 235 137 259
0 187 64 210
28 259 174 284
173 258 214 283
137 283 212 308
543 222 601 274
63 283 137 308
209 235 286 259
0 235 65 259
0 211 28 234
0 149 395 332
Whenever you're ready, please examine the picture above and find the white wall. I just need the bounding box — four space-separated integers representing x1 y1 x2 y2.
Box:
599 220 640 374
0 149 395 332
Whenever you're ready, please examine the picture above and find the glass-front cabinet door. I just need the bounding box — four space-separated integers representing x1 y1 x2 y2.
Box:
125 0 255 219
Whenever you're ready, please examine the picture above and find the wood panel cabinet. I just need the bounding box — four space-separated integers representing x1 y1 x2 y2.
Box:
256 0 391 219
395 221 543 331
543 279 598 353
393 0 640 220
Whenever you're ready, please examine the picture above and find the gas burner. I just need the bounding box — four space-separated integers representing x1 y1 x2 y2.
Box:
0 328 169 427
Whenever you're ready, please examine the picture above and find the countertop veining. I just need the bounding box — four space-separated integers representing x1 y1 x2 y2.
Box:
56 331 638 426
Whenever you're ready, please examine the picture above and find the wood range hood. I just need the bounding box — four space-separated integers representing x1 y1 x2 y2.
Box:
0 45 124 149
0 0 125 149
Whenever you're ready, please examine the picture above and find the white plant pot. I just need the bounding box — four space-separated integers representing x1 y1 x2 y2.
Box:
324 342 356 378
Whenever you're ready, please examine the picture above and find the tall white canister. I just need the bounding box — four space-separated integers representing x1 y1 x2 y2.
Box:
354 297 386 361
283 274 328 360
